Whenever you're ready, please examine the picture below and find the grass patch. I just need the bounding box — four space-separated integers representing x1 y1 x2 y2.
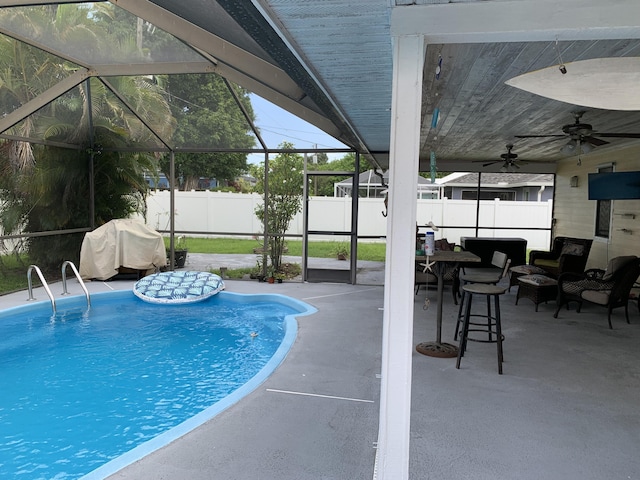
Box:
210 267 254 280
166 237 386 262
168 237 257 254
0 253 35 294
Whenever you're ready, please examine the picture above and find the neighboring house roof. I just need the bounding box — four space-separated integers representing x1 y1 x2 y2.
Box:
338 170 553 188
439 172 554 188
337 170 436 187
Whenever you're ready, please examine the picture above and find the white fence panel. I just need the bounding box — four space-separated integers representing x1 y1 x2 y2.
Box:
357 198 388 238
144 190 264 237
141 191 553 249
307 196 349 233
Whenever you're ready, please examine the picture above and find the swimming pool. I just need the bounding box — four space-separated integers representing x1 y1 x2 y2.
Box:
0 289 316 479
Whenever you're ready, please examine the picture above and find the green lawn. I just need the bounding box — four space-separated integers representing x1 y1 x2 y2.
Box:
167 237 387 262
0 254 35 294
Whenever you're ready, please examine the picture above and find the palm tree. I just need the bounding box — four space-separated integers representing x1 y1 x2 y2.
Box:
0 4 176 269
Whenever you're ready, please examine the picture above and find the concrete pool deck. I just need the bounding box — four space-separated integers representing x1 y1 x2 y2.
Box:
2 256 640 479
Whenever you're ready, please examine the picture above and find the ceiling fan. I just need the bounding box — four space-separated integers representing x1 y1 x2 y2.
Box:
477 144 521 171
515 111 640 154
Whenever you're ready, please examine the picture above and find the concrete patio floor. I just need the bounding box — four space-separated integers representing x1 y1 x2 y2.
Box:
2 257 639 479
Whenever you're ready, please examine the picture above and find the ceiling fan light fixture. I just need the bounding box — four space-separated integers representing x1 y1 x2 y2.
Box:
561 139 577 155
581 142 593 154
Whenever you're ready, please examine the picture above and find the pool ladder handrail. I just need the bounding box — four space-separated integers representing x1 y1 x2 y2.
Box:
27 264 57 313
61 260 91 308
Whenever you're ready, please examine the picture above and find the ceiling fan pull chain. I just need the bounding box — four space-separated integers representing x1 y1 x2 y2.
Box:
554 37 567 74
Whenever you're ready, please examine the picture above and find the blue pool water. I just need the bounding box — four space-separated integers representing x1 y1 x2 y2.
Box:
0 290 316 479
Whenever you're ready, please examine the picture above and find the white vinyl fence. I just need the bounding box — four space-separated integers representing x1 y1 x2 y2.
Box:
140 190 554 250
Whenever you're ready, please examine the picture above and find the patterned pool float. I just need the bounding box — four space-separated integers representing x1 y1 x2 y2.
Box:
133 271 225 304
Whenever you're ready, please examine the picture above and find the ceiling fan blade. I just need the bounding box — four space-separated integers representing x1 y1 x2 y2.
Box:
514 134 565 139
582 136 609 147
471 159 499 165
595 132 640 138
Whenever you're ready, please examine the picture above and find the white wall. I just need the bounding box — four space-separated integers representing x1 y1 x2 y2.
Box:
554 144 640 269
140 190 554 250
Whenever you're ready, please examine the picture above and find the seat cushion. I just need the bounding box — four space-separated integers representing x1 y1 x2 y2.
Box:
518 274 557 287
561 278 612 295
461 269 502 284
511 265 547 275
533 259 559 269
581 289 611 305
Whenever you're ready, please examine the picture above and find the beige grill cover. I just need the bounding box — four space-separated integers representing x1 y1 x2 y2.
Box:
79 219 167 280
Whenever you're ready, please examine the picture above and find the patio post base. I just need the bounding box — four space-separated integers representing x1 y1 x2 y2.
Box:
416 341 458 358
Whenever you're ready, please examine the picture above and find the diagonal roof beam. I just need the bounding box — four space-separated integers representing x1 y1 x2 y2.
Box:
108 0 298 91
0 0 84 5
0 68 89 134
100 76 173 150
0 22 94 70
109 1 296 101
92 62 217 77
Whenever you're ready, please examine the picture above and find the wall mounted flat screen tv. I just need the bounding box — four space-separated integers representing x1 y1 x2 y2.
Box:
588 171 640 200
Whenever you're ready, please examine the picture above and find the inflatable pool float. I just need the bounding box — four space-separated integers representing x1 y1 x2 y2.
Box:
133 271 224 304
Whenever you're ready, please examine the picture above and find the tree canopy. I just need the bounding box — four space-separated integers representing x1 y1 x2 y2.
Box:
305 152 370 197
161 74 256 190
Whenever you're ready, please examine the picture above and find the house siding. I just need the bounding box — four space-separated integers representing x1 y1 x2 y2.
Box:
554 144 640 269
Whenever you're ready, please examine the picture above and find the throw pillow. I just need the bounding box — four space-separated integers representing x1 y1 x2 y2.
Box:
561 241 584 256
435 238 454 251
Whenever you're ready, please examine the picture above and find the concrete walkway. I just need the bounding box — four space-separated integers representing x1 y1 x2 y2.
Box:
185 252 385 286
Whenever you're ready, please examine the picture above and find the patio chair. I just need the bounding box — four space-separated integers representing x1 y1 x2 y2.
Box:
553 255 640 329
529 236 593 278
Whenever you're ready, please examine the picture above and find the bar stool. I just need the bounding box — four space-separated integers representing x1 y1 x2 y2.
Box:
456 283 507 374
454 251 510 340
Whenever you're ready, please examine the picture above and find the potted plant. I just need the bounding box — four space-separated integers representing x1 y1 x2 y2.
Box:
332 242 349 260
266 265 276 283
167 235 188 268
250 258 265 281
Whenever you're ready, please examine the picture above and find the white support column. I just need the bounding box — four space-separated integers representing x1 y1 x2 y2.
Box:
376 34 425 479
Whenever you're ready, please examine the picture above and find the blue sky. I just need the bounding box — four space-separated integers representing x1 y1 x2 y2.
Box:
247 94 348 164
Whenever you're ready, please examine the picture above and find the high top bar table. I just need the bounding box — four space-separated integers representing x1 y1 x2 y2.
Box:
415 249 481 358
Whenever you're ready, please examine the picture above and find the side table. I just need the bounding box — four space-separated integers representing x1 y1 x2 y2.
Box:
509 264 547 292
516 274 558 311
